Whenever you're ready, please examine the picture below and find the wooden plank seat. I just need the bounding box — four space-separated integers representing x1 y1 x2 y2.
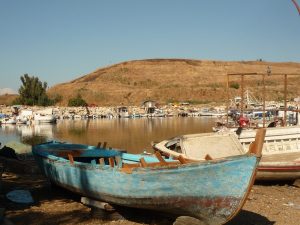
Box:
63 149 192 170
121 152 188 173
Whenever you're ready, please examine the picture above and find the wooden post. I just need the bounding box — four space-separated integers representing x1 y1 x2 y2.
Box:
249 128 266 157
241 75 244 115
115 155 122 167
103 142 107 149
108 157 115 167
178 155 187 164
68 154 74 165
262 73 266 127
140 158 147 167
154 151 167 165
226 74 230 124
284 74 287 126
99 158 105 165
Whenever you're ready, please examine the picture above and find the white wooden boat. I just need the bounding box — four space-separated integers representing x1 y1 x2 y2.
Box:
117 107 130 118
34 113 56 123
34 108 56 124
1 117 17 125
199 108 226 117
235 126 300 180
153 127 300 180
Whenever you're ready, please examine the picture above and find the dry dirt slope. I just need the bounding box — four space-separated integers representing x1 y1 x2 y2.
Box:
47 59 300 106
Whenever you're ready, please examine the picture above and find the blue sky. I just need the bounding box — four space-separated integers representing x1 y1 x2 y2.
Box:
0 0 300 92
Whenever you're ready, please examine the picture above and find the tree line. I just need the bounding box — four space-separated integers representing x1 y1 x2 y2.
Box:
13 74 87 107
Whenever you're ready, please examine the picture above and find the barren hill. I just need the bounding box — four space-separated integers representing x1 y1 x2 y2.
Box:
48 59 300 106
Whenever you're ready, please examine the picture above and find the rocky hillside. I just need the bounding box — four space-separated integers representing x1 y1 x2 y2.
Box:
46 59 300 106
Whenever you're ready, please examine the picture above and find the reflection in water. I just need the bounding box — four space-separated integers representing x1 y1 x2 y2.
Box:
0 124 55 146
54 117 215 153
0 117 215 154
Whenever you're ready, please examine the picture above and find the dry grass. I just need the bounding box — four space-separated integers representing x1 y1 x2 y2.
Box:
3 59 300 106
47 59 300 106
0 94 18 106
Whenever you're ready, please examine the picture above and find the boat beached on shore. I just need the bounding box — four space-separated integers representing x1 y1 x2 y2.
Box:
32 130 265 225
153 126 300 180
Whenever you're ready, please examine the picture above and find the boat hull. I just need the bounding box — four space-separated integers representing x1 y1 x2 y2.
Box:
156 128 300 180
33 142 259 225
257 163 300 180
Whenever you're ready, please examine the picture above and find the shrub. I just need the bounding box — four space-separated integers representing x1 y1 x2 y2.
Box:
68 94 87 107
230 82 240 89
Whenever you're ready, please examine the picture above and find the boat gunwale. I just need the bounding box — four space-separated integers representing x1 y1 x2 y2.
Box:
33 142 259 173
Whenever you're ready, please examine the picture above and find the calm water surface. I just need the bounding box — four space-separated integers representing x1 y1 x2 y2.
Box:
0 117 216 154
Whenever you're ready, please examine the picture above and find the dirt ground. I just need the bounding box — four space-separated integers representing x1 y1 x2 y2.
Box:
1 169 299 225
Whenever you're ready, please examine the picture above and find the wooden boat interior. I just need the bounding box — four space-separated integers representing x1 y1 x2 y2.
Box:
39 142 198 173
38 129 265 175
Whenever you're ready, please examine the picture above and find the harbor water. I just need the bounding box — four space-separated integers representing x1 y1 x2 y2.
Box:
0 117 216 154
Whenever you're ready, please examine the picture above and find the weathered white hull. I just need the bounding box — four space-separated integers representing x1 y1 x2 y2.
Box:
154 127 300 180
34 114 56 123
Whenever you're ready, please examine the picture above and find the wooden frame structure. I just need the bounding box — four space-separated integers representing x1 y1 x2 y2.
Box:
226 72 300 127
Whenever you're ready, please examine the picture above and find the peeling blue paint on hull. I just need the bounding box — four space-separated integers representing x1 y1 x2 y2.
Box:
32 142 259 225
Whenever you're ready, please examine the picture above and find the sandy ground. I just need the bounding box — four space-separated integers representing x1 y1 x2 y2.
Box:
0 170 299 225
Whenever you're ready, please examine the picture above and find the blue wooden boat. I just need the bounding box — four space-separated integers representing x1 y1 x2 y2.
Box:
32 129 265 225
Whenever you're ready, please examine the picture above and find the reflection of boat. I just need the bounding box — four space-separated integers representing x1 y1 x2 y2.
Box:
16 124 54 139
16 109 33 124
153 128 300 180
32 139 263 224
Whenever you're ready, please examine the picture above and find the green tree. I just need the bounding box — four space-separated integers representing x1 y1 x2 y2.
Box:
13 74 53 106
68 94 87 107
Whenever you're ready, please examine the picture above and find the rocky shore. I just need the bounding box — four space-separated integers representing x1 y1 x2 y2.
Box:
0 104 226 120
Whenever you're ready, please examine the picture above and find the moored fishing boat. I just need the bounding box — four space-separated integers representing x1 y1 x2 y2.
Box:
32 131 265 225
234 126 300 180
153 127 300 180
